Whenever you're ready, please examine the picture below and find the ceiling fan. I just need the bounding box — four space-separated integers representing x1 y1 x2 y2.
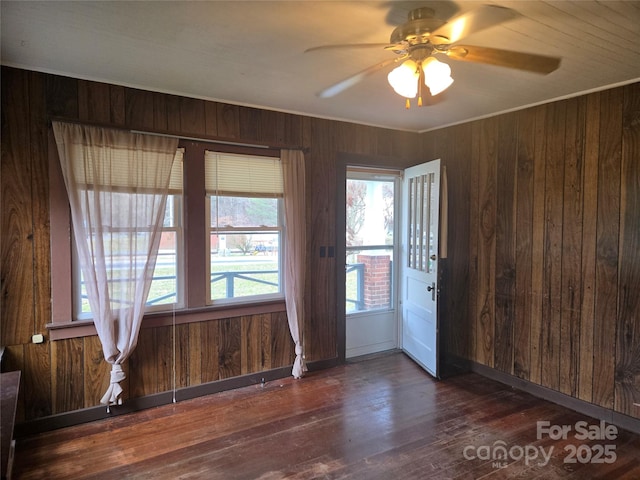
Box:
306 4 562 108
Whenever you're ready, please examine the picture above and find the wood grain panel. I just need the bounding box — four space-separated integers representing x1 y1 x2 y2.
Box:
175 324 190 389
258 111 292 145
513 108 536 380
449 123 472 360
109 85 126 126
540 101 566 391
559 97 586 397
578 91 600 403
83 335 110 407
256 109 290 146
494 113 517 374
188 322 203 386
376 128 395 158
178 97 206 136
155 326 174 395
164 95 206 137
436 124 471 361
281 112 303 147
238 106 260 144
201 320 220 384
216 103 240 139
468 121 481 363
593 88 622 409
152 92 168 132
28 71 52 335
218 318 241 380
204 101 218 137
45 73 79 119
306 117 337 362
475 117 498 368
128 327 157 398
391 129 421 162
51 338 84 414
78 80 111 123
261 313 273 370
242 315 262 375
272 311 293 369
529 105 547 386
615 82 640 418
23 343 51 420
1 67 35 345
125 88 156 130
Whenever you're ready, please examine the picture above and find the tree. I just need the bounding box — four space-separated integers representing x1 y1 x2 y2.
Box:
346 180 367 246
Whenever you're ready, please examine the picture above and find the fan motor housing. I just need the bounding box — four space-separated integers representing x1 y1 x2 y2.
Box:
390 7 446 45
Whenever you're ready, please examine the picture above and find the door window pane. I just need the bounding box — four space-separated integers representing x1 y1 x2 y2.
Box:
345 178 395 313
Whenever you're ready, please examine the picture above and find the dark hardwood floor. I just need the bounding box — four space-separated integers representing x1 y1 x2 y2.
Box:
13 352 640 479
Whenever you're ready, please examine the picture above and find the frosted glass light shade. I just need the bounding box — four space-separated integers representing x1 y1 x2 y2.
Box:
387 60 419 98
422 57 454 96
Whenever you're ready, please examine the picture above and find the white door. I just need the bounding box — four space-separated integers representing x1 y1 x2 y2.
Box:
401 159 440 377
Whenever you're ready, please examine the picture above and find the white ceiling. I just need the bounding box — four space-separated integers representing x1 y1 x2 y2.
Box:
2 1 640 132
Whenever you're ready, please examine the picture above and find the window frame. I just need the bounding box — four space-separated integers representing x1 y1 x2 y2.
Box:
48 133 286 340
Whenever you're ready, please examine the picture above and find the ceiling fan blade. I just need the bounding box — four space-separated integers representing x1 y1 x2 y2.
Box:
430 5 519 44
446 45 561 74
318 56 404 98
305 43 392 53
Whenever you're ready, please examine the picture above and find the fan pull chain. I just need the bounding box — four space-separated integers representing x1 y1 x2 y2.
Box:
418 65 425 107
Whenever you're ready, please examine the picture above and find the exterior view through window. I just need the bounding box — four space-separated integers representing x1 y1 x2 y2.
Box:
205 151 284 303
345 175 395 314
76 149 284 317
76 151 184 318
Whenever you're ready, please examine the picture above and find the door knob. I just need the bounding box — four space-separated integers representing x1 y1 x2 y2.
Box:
427 282 436 301
430 255 437 261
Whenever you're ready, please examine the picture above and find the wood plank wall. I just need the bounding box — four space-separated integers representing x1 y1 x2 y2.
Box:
423 82 640 420
0 67 421 423
2 65 637 425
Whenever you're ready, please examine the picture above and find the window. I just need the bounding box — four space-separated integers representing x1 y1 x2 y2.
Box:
71 148 185 320
49 135 287 337
205 151 284 304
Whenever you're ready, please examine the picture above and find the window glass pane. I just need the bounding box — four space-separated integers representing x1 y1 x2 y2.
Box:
148 230 179 307
346 247 393 313
210 196 278 228
77 194 182 315
345 177 395 314
346 179 394 247
210 232 280 300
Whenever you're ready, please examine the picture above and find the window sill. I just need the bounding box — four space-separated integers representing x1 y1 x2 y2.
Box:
46 299 287 341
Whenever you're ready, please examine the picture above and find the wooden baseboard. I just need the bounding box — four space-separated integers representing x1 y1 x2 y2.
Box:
16 357 345 438
16 365 295 437
467 359 640 436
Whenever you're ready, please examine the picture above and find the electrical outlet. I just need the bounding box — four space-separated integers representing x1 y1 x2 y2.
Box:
32 333 44 344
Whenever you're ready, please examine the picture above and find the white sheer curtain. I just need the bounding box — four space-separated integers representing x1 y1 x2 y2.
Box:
281 150 307 378
52 121 178 407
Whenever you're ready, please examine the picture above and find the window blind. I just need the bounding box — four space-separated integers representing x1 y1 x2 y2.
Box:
204 151 283 197
70 140 183 193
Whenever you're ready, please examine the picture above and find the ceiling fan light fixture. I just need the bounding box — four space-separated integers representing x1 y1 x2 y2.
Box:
387 59 419 98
